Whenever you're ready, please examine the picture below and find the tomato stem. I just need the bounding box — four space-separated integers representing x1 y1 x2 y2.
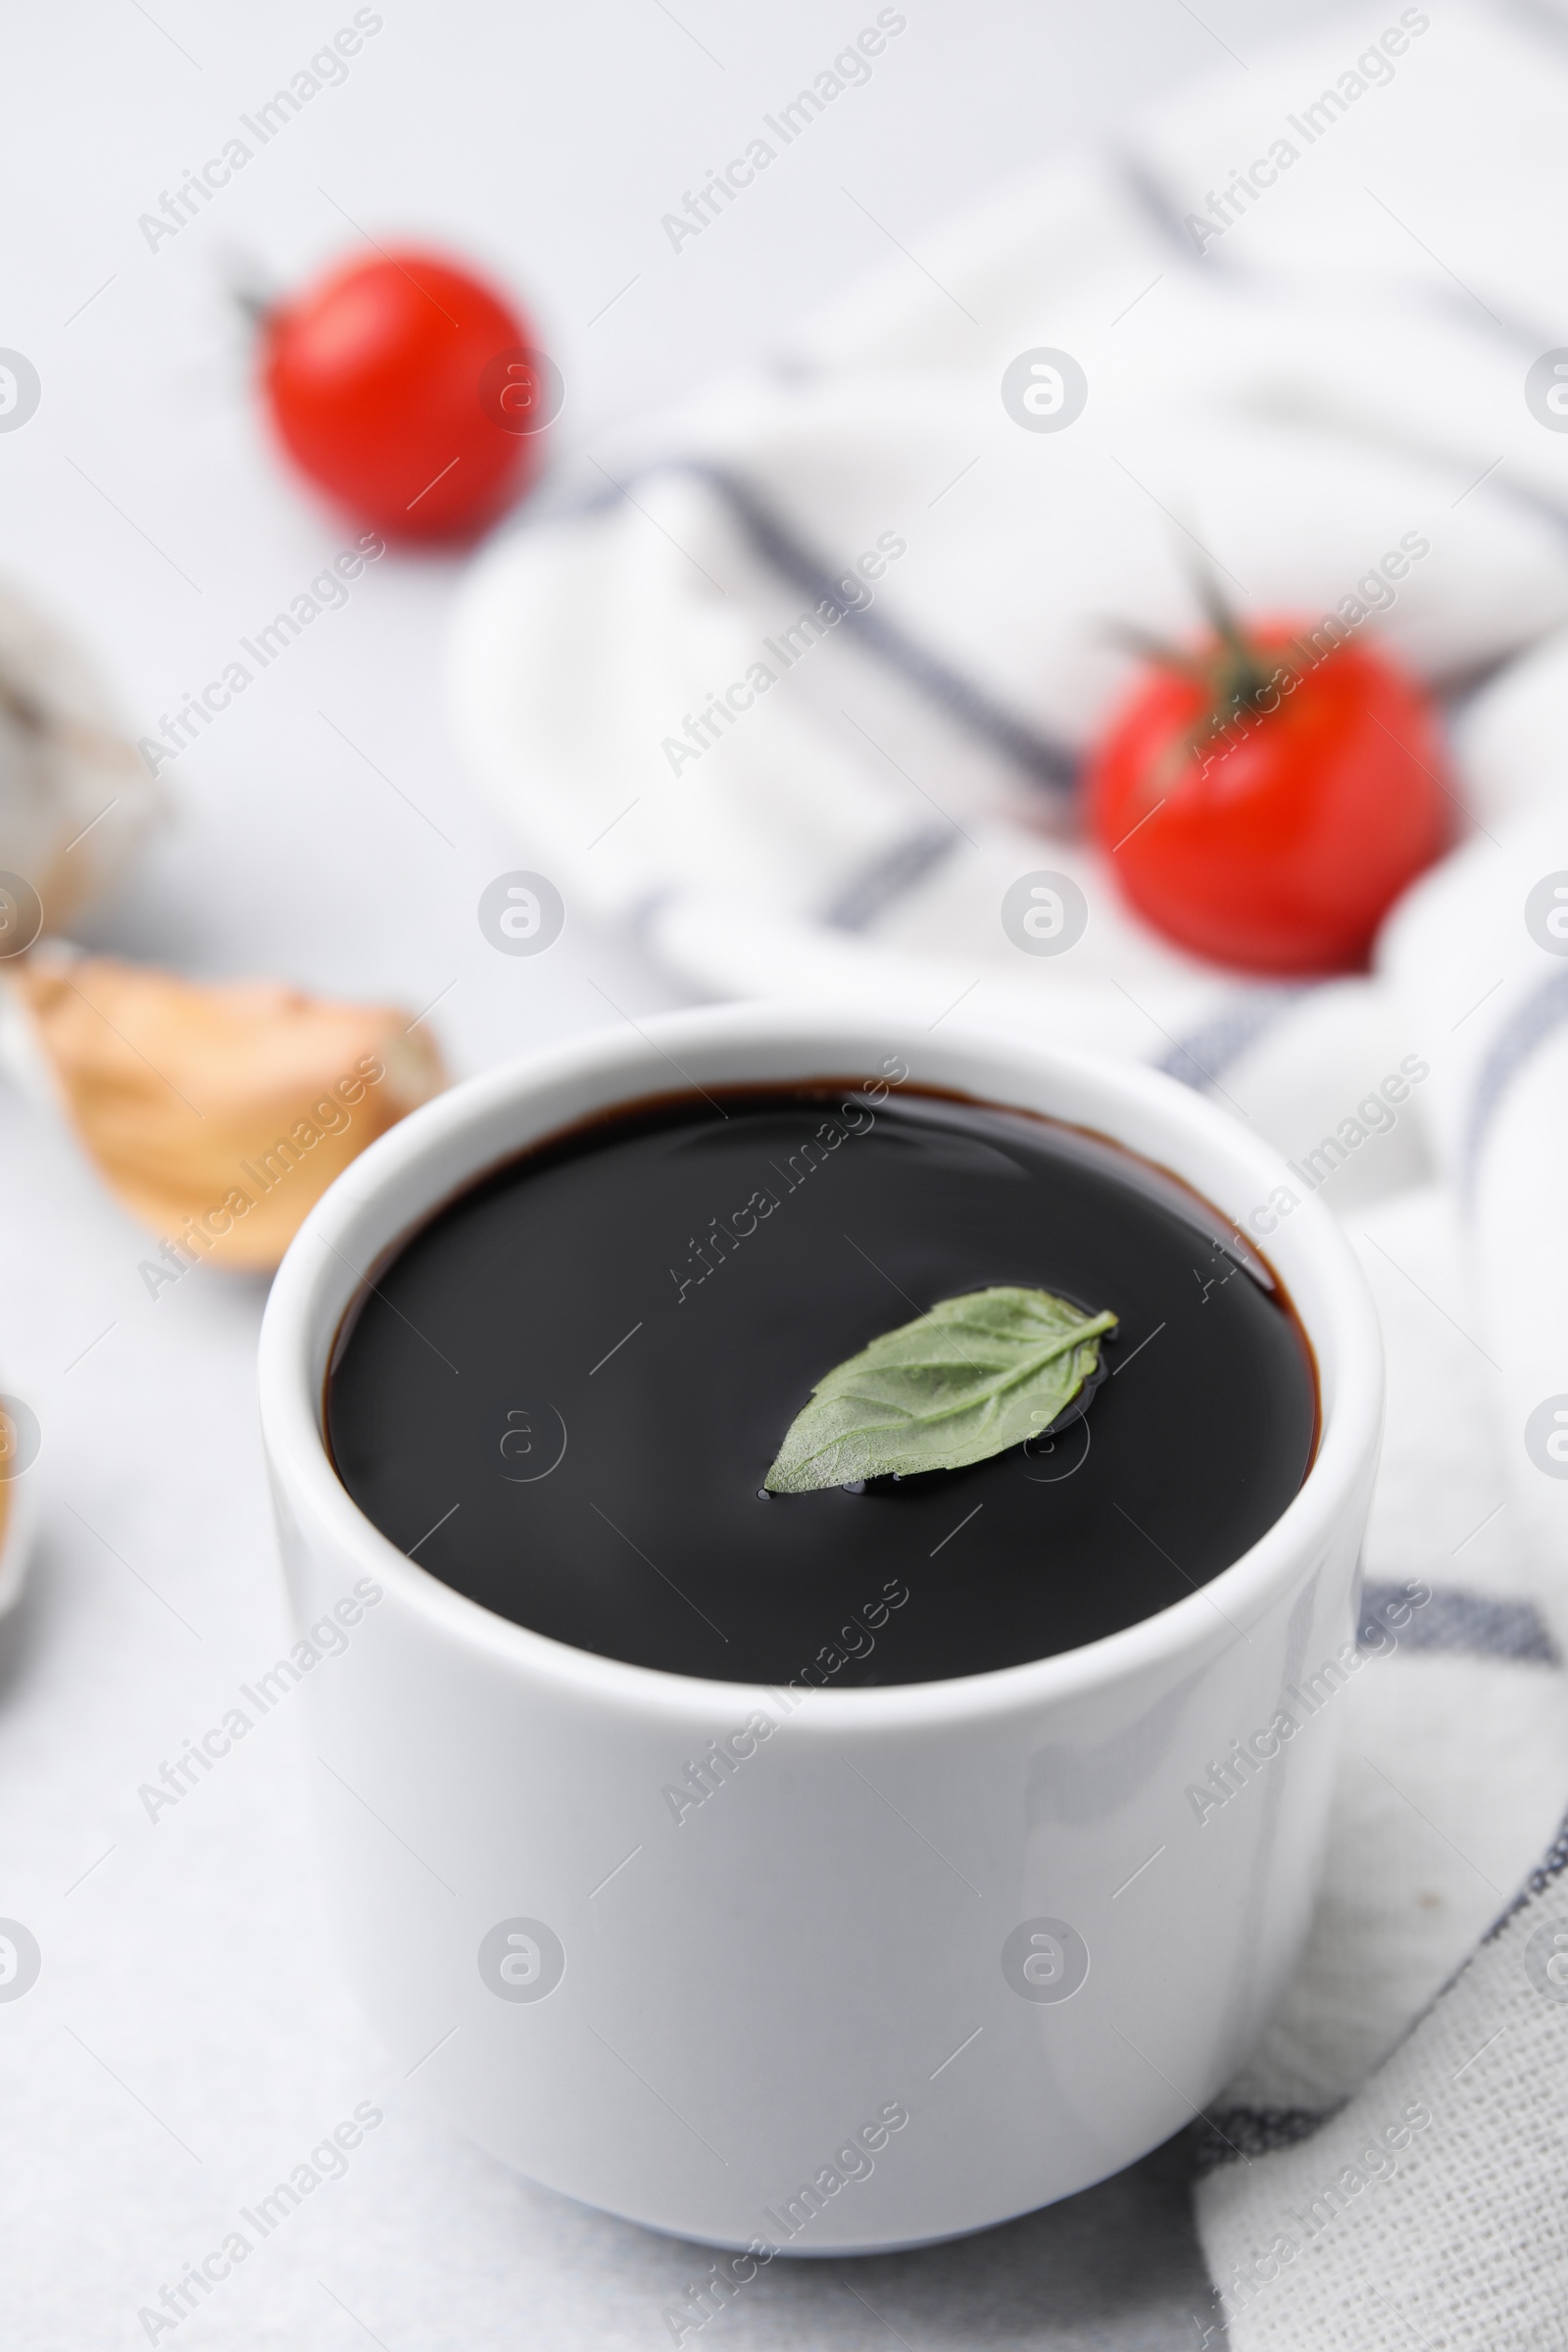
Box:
1110 567 1316 785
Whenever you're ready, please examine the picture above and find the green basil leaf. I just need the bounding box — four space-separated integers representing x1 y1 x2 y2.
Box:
763 1287 1117 1494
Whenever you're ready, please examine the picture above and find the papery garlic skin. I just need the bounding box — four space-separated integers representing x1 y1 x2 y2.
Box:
0 1407 38 1618
8 955 448 1271
0 583 163 933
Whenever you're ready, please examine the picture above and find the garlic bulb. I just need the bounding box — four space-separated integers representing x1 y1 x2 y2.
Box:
5 953 448 1273
0 581 163 935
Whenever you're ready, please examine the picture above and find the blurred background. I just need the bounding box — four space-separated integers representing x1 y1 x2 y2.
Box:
3 0 1327 1039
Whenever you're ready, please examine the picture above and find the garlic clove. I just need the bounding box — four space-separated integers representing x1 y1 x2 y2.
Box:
5 953 448 1271
0 583 164 935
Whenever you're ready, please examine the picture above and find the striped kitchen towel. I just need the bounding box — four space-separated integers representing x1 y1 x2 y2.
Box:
1186 798 1568 2348
447 3 1568 2339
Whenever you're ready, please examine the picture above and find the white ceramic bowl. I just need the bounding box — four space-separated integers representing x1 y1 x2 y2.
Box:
259 1005 1382 2253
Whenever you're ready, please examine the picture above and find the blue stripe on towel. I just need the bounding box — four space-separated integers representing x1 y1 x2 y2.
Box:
1203 1802 1568 2175
822 826 961 932
1189 2105 1339 2174
1359 1581 1559 1664
1153 987 1314 1092
1198 1799 1568 2168
1484 1803 1568 1944
533 458 1080 794
1188 1601 1561 2174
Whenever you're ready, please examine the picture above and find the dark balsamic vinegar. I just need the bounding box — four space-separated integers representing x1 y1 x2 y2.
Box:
325 1084 1318 1686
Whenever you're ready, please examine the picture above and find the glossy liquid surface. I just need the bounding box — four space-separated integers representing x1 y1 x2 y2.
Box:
326 1085 1317 1685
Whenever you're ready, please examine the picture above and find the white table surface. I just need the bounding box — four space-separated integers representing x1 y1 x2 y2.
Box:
1 3 1336 2342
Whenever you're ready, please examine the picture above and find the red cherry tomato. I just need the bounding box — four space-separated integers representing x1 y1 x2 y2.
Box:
1086 620 1452 975
261 248 549 544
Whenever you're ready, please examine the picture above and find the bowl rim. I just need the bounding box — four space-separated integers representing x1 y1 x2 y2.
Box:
257 1002 1384 1732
